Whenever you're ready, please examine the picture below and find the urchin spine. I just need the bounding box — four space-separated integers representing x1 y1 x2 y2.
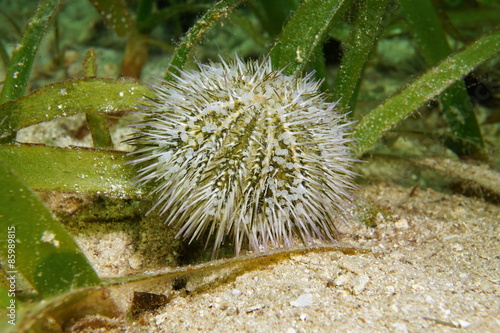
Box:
128 56 357 256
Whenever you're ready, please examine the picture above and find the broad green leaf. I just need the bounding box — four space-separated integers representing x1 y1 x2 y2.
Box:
0 159 101 298
354 30 500 156
0 144 140 197
0 0 60 105
270 0 352 75
0 78 151 139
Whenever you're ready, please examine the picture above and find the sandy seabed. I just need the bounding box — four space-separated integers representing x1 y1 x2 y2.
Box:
68 183 499 333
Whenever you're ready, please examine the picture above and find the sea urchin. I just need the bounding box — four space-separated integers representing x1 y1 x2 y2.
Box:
128 56 357 257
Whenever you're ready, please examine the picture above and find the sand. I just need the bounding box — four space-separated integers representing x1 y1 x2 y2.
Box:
56 182 500 333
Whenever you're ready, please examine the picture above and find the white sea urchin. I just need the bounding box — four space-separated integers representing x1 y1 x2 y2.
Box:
128 56 357 256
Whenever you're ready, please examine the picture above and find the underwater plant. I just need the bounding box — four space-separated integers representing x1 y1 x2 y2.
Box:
0 0 498 330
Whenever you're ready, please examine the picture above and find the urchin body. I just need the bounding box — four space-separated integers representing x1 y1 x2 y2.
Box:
128 56 356 256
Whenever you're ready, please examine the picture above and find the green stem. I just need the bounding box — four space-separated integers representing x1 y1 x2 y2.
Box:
83 49 113 149
90 0 133 37
0 40 10 69
164 0 247 80
331 0 393 113
136 0 154 33
269 0 353 76
86 112 113 149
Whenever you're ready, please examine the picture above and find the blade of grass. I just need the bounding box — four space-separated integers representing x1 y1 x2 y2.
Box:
11 246 367 331
400 0 451 62
0 40 10 69
269 0 353 76
164 0 247 80
82 49 113 149
0 159 101 298
11 287 120 333
311 47 328 91
91 0 140 76
136 0 154 33
0 144 139 197
400 0 484 154
90 0 134 37
0 0 60 105
331 0 393 113
86 112 114 148
0 77 152 140
353 30 500 156
448 7 500 29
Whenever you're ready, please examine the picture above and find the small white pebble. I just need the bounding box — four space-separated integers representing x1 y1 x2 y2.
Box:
290 293 313 307
395 218 409 229
391 323 408 333
454 319 471 328
352 274 370 295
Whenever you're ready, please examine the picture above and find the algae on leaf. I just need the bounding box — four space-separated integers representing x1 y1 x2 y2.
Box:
0 144 139 197
0 78 151 140
354 30 500 156
270 0 352 75
0 0 60 105
0 160 101 298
